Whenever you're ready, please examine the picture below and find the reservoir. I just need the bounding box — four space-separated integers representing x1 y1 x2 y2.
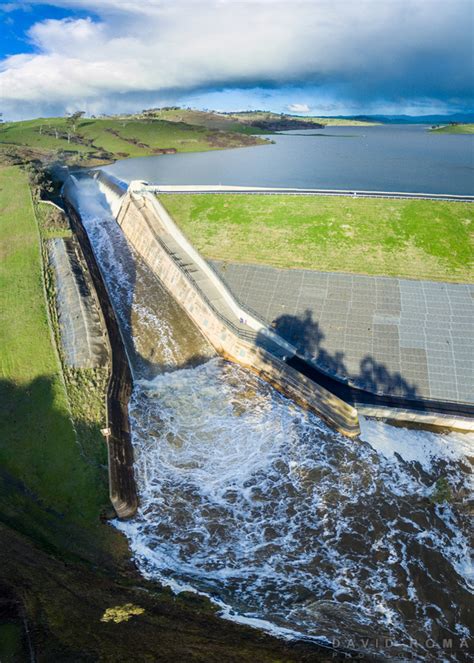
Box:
103 124 474 195
69 176 473 661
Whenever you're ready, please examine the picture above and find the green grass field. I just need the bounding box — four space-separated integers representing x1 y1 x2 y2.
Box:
0 117 266 165
430 123 474 134
161 194 474 283
0 164 111 552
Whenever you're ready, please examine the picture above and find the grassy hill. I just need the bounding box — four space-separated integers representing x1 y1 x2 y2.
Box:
0 116 267 166
430 123 474 134
228 111 379 127
0 111 380 168
161 193 473 283
144 108 266 133
140 108 380 131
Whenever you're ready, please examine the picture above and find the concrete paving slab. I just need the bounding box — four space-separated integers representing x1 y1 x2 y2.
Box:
211 260 474 406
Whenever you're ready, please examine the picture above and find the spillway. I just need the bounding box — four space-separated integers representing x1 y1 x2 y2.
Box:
68 176 473 662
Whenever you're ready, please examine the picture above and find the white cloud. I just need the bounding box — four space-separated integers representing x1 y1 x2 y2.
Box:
287 103 310 113
0 3 24 12
0 0 472 118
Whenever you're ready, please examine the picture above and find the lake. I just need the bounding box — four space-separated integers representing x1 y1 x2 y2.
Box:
102 124 474 195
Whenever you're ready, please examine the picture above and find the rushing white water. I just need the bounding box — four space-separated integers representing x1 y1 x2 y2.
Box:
69 176 473 662
115 365 473 661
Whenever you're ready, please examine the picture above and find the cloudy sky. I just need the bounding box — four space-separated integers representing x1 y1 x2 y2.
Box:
0 0 473 119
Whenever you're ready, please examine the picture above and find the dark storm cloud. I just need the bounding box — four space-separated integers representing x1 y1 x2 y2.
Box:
0 0 472 117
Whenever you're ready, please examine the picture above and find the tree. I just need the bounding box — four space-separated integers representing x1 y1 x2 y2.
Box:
69 110 85 132
65 111 85 142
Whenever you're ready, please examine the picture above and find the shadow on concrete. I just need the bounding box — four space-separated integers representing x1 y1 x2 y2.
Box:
270 309 347 380
258 309 427 411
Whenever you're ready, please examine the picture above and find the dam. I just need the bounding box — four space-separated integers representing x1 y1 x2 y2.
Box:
95 171 473 432
62 173 473 661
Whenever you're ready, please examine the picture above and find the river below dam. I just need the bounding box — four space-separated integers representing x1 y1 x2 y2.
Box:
70 177 473 661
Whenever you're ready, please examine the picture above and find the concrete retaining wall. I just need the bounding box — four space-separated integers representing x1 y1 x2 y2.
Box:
114 190 360 437
63 191 138 519
48 237 109 368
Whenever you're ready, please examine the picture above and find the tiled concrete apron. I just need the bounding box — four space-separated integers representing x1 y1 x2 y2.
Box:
212 262 474 411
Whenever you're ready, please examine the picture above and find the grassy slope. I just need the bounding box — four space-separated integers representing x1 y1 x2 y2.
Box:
227 111 379 127
149 108 268 133
141 109 379 130
0 118 89 154
161 194 474 283
0 117 266 164
430 123 474 134
78 118 264 154
0 164 112 553
304 117 380 126
0 113 376 167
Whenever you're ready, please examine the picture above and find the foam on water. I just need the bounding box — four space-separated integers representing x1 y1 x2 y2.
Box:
360 417 473 476
69 177 473 661
114 361 472 661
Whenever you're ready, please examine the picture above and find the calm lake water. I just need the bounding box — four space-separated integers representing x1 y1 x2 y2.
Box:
103 124 474 195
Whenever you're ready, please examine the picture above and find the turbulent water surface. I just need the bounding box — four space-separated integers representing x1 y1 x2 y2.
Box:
71 177 473 661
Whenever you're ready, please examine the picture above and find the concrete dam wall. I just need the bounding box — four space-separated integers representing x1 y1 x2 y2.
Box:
96 174 360 437
95 172 474 434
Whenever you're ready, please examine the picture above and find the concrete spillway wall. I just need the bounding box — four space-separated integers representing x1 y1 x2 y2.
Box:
63 177 138 519
48 237 109 368
109 182 360 437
